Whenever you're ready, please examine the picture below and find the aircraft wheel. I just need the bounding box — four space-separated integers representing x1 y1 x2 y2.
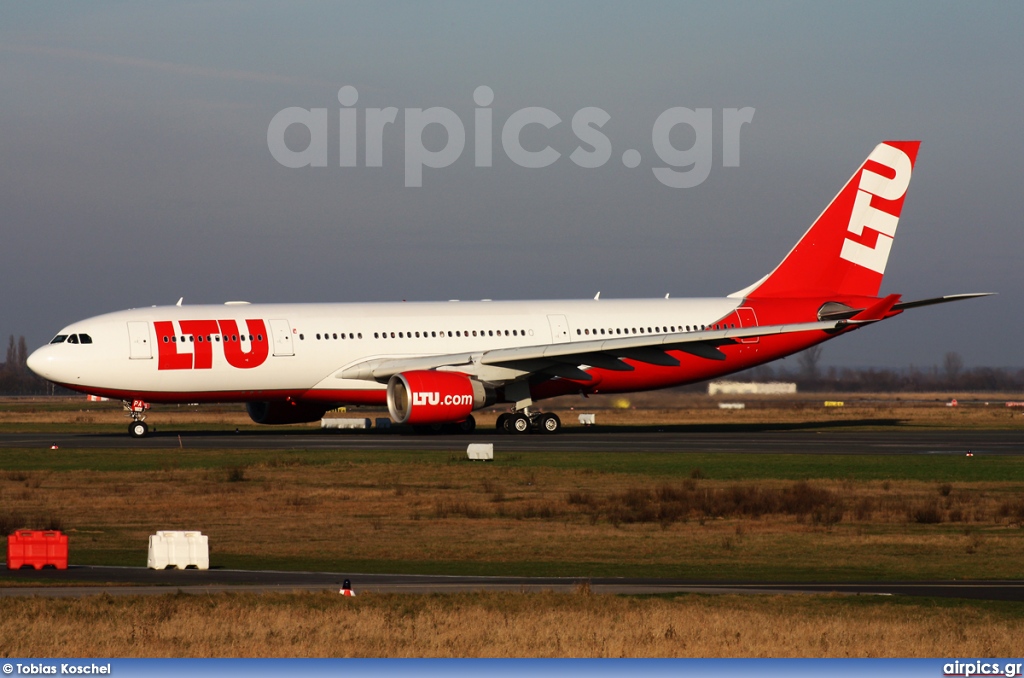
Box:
458 415 476 434
510 413 531 434
129 421 148 438
495 413 510 433
539 412 561 434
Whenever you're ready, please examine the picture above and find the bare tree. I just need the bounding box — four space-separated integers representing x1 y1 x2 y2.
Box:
943 351 964 385
4 335 14 373
798 345 824 380
16 336 28 373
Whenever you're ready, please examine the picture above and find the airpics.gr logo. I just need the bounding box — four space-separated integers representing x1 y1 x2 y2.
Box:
943 661 1024 677
267 86 754 188
839 142 913 275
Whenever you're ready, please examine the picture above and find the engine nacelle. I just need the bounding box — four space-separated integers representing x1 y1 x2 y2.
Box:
387 370 490 425
246 401 330 425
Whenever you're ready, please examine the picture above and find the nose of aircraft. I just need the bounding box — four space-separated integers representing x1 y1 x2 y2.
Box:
26 345 52 381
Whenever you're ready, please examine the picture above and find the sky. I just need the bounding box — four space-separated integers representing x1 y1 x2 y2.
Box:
1 2 1021 369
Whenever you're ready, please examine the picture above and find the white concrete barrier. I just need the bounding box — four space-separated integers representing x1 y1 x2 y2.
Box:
321 418 371 429
147 531 209 570
578 413 596 426
467 443 494 461
718 402 746 409
708 381 797 395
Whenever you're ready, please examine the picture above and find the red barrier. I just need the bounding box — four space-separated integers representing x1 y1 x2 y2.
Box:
6 530 68 570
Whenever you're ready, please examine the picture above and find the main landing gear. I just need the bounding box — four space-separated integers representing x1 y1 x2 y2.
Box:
495 409 561 435
123 399 151 438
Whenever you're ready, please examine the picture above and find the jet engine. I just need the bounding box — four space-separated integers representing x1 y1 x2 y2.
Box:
246 401 330 425
387 370 491 425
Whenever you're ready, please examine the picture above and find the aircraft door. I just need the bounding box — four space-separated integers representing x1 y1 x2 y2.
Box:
547 315 570 344
736 307 759 344
127 322 153 359
269 319 295 357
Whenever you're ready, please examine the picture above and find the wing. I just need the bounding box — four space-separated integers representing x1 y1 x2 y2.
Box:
340 318 855 385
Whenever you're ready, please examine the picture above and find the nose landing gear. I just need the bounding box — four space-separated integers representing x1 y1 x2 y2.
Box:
123 399 151 438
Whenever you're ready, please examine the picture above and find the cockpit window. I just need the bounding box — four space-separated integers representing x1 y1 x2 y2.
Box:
67 334 79 344
50 335 68 344
78 334 93 344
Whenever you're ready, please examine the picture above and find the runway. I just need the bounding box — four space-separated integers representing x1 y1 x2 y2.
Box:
3 565 1024 601
1 427 1023 454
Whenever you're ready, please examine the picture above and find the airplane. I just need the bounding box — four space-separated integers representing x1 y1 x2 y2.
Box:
27 140 990 437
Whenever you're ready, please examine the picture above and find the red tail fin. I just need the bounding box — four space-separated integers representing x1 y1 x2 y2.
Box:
734 141 920 299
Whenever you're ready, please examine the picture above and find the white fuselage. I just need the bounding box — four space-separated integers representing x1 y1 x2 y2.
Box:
27 297 747 403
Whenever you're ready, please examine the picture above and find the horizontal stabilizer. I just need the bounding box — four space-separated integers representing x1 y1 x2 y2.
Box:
892 293 995 311
850 294 902 322
818 292 994 322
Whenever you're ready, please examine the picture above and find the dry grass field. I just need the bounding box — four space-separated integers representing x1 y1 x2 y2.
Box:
2 590 1023 657
2 443 1023 579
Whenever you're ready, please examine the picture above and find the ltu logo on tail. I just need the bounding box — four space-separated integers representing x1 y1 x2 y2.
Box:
839 143 912 274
